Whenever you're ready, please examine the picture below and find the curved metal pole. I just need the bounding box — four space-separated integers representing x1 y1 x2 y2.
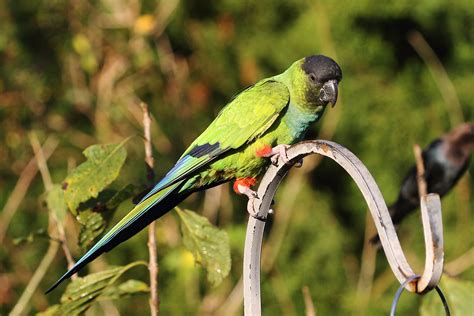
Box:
243 140 444 315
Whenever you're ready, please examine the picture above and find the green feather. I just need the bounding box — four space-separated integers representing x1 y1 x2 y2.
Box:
47 55 342 293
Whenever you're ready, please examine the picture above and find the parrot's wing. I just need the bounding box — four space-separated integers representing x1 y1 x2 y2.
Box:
45 80 289 294
141 79 290 200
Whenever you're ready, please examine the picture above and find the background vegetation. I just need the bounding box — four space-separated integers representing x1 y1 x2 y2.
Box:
1 0 472 315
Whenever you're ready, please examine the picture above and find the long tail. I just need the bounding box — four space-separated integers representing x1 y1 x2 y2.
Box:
46 180 188 294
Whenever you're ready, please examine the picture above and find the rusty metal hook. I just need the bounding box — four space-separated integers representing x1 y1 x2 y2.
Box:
243 140 445 315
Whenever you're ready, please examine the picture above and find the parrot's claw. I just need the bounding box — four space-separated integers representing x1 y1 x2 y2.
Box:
262 144 291 166
243 189 267 220
241 187 258 199
267 145 302 167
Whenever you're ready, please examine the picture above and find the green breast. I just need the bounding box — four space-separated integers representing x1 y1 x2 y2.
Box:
185 101 324 190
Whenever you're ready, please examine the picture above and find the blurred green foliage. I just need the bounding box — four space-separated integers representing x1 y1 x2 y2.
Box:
0 0 472 315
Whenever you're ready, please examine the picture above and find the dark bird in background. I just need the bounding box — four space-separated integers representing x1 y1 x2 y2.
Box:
371 122 474 246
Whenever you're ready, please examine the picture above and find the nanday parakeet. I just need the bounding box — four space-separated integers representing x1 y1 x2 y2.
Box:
47 55 342 293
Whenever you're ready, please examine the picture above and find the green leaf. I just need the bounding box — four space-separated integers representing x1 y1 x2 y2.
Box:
175 207 231 287
75 185 137 250
63 139 129 215
76 188 117 213
420 276 474 316
76 210 106 251
46 184 68 226
99 279 150 300
104 184 136 210
41 261 147 316
76 184 136 214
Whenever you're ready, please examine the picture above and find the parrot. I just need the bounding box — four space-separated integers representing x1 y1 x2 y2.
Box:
46 54 342 293
370 122 474 246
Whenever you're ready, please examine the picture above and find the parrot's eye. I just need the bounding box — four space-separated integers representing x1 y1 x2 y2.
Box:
309 73 317 83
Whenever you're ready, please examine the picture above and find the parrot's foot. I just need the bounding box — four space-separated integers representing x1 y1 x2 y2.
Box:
270 144 290 165
233 177 257 196
257 144 290 165
241 187 258 199
267 145 304 167
233 178 266 219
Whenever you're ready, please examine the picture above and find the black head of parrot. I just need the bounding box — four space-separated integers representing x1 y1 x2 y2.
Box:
302 55 342 107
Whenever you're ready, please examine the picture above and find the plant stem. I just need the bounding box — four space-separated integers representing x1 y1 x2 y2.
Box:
29 133 76 272
11 133 82 316
11 134 79 315
408 31 464 127
0 136 58 244
413 144 427 197
352 211 377 316
10 236 59 316
302 286 316 316
444 247 474 276
141 102 159 316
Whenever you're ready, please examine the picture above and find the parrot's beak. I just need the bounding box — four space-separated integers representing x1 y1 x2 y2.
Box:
320 80 339 107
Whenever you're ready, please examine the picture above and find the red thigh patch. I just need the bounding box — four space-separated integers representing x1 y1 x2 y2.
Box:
255 145 272 157
233 177 257 194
